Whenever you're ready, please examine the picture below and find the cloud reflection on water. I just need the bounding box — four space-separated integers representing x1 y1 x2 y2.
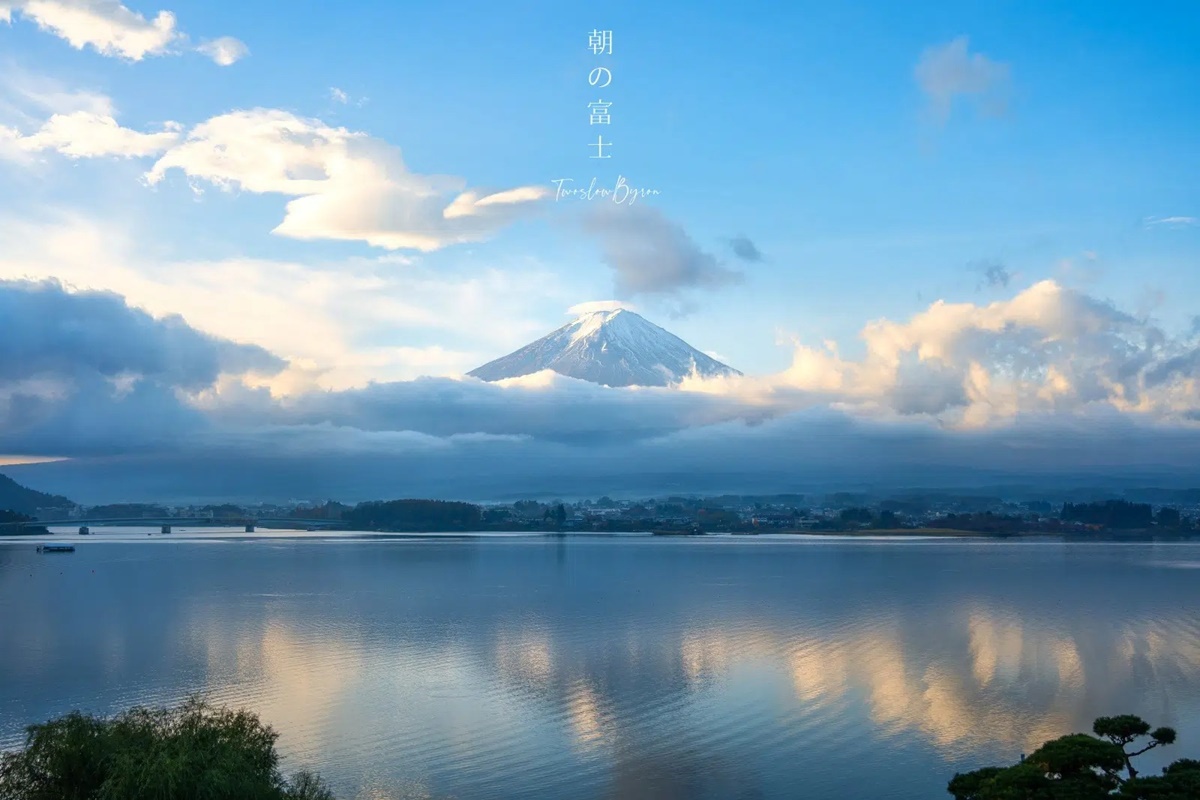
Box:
4 539 1200 799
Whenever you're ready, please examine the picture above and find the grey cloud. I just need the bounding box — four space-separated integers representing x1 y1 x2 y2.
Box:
0 375 209 457
0 279 283 456
915 36 1010 123
208 375 775 447
728 235 764 263
974 261 1010 289
14 409 1200 505
1146 349 1200 388
581 205 743 298
0 280 285 388
890 359 969 415
7 281 1200 504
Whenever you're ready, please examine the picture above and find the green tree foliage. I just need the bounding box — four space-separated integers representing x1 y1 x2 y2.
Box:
948 714 1197 799
1121 759 1200 799
344 499 482 531
0 698 333 800
873 509 900 529
512 500 543 518
1154 507 1182 529
288 502 349 521
85 504 170 520
838 507 874 524
0 475 72 516
0 509 47 535
201 504 250 519
935 512 1028 534
1061 501 1155 529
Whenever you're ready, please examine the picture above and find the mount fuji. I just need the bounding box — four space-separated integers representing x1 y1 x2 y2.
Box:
468 308 741 387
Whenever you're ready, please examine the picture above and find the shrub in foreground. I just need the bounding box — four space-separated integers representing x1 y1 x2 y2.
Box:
0 697 333 800
949 714 1200 799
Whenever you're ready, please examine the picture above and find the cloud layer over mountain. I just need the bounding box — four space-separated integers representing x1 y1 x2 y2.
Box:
4 278 1200 502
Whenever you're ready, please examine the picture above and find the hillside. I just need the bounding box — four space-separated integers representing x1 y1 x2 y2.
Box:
0 473 73 515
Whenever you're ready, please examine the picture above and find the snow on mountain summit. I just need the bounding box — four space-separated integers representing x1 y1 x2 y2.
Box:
468 308 741 387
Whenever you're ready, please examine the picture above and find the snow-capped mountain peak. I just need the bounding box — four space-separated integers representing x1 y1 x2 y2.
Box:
468 308 740 387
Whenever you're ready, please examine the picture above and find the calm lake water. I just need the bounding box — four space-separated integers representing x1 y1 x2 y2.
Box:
2 532 1200 799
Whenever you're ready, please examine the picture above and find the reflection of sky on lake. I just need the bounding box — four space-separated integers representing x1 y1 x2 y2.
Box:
3 537 1200 799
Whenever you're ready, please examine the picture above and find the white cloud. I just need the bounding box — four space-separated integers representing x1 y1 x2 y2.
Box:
0 74 180 160
328 87 368 107
4 110 179 158
146 108 551 251
196 35 247 66
915 36 1010 123
3 0 244 64
3 0 178 60
0 212 577 391
2 73 539 249
1144 216 1198 229
5 268 1200 498
686 280 1200 427
567 300 633 316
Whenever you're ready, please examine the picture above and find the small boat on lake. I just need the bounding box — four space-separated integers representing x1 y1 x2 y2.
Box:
37 544 75 553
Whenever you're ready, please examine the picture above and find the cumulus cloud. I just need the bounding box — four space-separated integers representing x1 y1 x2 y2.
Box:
146 109 551 251
1 0 177 59
0 77 179 161
0 0 244 64
0 279 285 457
2 85 539 250
714 279 1200 428
5 277 1200 501
0 279 283 387
1 110 179 158
196 35 247 66
728 235 763 262
0 213 578 391
581 205 743 298
915 36 1010 123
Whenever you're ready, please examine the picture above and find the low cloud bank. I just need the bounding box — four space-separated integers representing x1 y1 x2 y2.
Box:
4 278 1200 501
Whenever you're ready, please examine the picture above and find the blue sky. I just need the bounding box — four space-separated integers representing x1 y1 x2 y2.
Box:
2 0 1198 375
2 0 1200 497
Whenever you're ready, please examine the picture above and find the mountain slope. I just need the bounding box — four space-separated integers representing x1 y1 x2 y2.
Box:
468 308 740 387
0 473 73 514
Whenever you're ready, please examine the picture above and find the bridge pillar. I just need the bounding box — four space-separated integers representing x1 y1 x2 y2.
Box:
79 526 89 535
161 524 172 534
245 524 255 533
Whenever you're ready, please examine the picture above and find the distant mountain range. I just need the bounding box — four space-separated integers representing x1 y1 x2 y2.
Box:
468 308 741 387
0 473 73 514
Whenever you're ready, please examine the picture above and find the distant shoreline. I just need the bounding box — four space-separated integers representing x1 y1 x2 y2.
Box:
2 527 1197 543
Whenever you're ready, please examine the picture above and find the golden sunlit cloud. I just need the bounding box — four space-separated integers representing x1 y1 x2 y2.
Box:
0 455 69 466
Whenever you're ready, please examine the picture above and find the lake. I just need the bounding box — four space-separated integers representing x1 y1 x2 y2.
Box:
2 532 1199 799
